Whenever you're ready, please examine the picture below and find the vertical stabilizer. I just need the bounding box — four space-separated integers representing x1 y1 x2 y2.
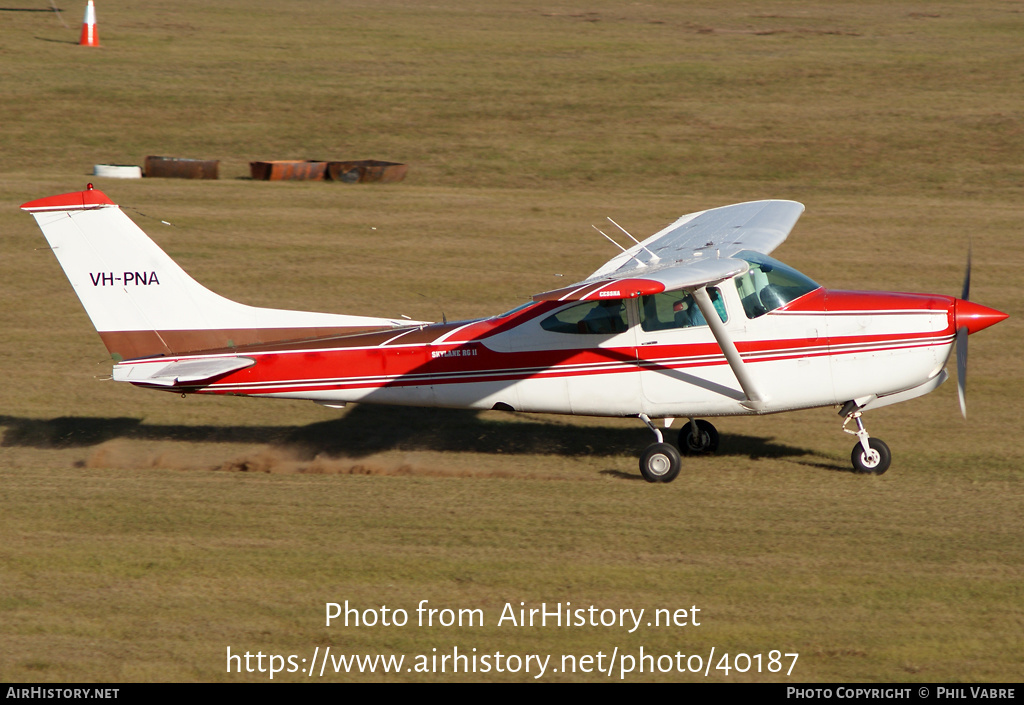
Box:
22 187 418 360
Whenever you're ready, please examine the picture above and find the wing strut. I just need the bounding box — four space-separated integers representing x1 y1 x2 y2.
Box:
692 286 767 411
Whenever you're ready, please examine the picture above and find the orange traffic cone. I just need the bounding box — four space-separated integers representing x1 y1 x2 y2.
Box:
79 1 100 47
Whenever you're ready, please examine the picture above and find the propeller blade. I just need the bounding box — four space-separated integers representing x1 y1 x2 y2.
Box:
961 243 972 301
956 244 972 418
956 326 968 419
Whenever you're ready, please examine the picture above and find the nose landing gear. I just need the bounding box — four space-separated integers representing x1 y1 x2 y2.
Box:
841 403 891 475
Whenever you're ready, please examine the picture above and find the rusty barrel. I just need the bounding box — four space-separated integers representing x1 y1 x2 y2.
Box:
327 160 408 183
144 156 219 179
249 160 328 181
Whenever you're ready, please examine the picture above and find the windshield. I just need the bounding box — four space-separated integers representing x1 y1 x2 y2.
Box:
733 251 819 319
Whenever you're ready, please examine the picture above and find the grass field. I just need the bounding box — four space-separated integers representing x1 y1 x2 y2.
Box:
1 0 1022 682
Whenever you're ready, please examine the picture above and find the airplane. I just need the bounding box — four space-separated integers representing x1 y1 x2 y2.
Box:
21 186 1007 482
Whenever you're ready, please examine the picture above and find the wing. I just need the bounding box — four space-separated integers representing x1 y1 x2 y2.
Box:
533 200 804 302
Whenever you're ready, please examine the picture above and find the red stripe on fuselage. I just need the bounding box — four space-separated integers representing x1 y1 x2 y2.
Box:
161 334 953 396
127 288 956 396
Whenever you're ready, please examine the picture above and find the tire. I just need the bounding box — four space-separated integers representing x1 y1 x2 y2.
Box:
851 438 891 475
640 442 682 483
678 420 719 455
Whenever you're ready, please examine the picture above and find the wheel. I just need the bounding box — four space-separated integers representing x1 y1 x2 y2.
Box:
640 442 682 483
678 420 719 455
851 438 891 475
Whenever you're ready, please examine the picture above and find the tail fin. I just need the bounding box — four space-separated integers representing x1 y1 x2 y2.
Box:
22 186 417 361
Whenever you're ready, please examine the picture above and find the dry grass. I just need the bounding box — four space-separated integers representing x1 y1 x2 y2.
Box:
1 0 1022 682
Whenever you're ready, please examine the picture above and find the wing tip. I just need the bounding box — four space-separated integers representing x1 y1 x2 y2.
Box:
21 186 116 212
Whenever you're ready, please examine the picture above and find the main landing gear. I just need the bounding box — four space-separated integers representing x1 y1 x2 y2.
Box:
679 419 719 455
638 414 720 483
840 402 891 475
638 407 892 480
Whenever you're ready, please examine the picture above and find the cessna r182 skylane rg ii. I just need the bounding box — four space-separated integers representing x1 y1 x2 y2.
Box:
22 186 1007 482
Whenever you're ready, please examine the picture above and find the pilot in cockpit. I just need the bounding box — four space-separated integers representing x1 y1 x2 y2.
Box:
579 300 627 334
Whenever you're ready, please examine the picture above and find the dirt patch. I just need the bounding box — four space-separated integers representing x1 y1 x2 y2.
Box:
215 448 567 479
74 440 577 480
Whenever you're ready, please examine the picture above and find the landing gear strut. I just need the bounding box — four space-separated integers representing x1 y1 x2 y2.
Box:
840 403 891 475
638 414 681 483
638 415 720 483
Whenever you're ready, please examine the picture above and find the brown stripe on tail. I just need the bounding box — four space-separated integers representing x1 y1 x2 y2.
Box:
100 325 399 361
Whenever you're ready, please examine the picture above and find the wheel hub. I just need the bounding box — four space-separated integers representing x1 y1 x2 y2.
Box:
648 454 671 475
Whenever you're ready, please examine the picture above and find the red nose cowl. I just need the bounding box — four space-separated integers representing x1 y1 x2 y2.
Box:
954 299 1009 335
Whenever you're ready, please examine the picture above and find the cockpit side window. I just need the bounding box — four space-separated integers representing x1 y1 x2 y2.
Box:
734 251 820 319
639 288 726 332
540 299 629 335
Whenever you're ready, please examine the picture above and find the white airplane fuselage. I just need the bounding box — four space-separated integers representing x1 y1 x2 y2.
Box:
111 282 966 421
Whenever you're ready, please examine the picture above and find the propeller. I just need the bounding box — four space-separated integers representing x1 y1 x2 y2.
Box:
955 245 971 419
950 246 1009 420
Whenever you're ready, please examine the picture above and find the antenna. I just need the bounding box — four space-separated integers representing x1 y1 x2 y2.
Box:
414 291 447 325
607 217 640 244
593 225 647 268
593 225 628 253
608 217 659 261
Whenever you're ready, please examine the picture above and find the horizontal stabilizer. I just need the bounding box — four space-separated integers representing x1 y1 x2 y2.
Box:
113 356 255 387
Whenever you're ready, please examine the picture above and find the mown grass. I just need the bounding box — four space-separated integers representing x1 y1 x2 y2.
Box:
1 0 1022 682
3 2 1022 194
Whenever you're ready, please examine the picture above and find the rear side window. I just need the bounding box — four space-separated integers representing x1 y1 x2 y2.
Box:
540 300 629 335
